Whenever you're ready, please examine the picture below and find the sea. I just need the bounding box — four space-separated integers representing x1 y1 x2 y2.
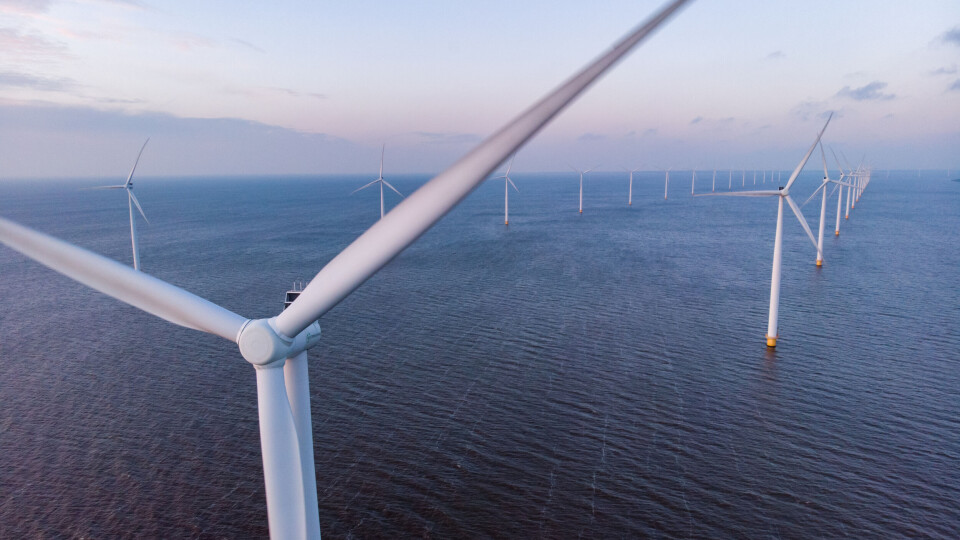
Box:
0 169 957 538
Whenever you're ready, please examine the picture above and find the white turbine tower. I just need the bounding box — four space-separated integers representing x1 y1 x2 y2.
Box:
697 113 833 347
352 144 404 220
0 1 694 537
661 167 672 199
91 138 150 271
711 169 717 192
496 156 519 225
728 169 732 190
690 168 696 194
572 166 596 214
625 167 640 205
801 142 854 267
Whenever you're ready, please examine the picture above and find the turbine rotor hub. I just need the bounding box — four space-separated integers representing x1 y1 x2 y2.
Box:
237 317 322 366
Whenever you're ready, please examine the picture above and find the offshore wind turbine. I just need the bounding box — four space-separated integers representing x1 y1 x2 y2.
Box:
712 169 717 192
625 167 640 205
802 143 854 266
496 156 519 225
352 145 404 220
572 166 596 214
0 2 694 536
690 168 696 195
91 138 150 271
697 113 833 347
728 169 732 190
663 168 672 199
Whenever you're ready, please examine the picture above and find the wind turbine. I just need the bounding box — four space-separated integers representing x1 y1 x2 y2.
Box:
352 144 404 220
625 166 640 205
496 156 519 225
801 142 854 266
712 169 717 192
690 168 696 194
0 1 694 537
572 166 596 213
663 168 672 199
91 138 150 271
829 148 847 236
697 113 833 347
728 169 732 190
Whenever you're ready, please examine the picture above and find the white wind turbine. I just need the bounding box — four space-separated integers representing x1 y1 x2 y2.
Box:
0 1 693 537
91 138 151 271
663 168 672 199
801 142 854 267
625 166 640 205
697 113 833 347
690 168 696 194
352 144 404 219
495 156 519 225
711 169 717 192
728 169 732 190
572 165 597 213
827 148 848 236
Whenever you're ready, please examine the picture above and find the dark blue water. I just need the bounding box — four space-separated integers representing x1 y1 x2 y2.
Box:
0 171 958 538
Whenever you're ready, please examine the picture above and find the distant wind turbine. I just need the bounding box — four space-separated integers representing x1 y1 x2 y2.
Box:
802 142 854 266
711 169 717 192
91 138 151 271
728 169 732 190
496 156 520 225
352 145 404 220
691 169 696 195
697 113 833 347
664 168 672 199
571 166 596 213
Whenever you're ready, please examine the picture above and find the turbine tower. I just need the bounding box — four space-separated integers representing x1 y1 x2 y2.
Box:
0 1 694 537
697 113 833 347
353 145 404 219
496 156 519 225
91 138 151 271
572 166 596 214
626 167 640 205
801 142 854 266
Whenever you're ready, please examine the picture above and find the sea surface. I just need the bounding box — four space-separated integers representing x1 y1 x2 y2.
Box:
0 170 958 538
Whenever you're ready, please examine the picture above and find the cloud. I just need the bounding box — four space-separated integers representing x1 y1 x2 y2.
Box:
0 70 75 91
942 27 960 46
836 81 895 101
0 27 69 59
690 116 703 125
577 132 606 142
766 50 785 60
791 100 834 121
0 0 55 14
930 66 958 76
414 131 481 145
950 79 960 92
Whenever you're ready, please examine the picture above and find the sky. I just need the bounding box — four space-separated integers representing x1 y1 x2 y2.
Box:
0 0 958 179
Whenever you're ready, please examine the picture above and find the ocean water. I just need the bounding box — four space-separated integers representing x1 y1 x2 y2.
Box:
0 170 957 538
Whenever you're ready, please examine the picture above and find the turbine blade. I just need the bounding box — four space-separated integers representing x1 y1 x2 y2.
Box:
828 183 840 198
784 112 833 191
819 141 829 180
0 217 248 342
381 179 404 198
800 183 826 207
125 138 150 187
379 144 385 179
784 195 822 259
504 154 515 176
695 190 780 197
128 191 149 224
350 179 380 194
275 0 694 339
85 185 126 190
507 177 519 192
830 147 845 175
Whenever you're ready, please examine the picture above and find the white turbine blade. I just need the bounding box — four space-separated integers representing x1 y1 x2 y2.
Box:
695 190 780 197
800 183 827 207
828 183 841 198
784 112 833 191
507 177 519 192
0 217 248 341
819 141 829 180
584 166 598 174
568 165 581 174
124 138 150 187
830 147 846 175
381 179 405 198
379 144 385 179
275 0 694 339
128 190 150 224
350 178 380 194
784 195 822 258
256 366 308 540
830 179 855 188
504 155 515 176
85 185 126 190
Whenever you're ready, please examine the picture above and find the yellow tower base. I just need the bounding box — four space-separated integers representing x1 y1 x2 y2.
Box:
766 335 778 347
835 231 839 236
816 259 823 267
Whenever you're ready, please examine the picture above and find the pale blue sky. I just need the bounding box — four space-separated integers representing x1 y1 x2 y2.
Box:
1 0 958 178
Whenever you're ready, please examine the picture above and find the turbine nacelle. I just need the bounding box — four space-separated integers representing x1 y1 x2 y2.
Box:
238 318 322 367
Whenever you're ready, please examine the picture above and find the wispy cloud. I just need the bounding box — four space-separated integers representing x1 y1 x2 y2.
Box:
0 70 75 91
792 100 834 121
0 26 69 59
942 27 960 46
414 131 481 145
0 0 55 14
929 66 957 76
231 37 264 53
766 50 785 60
949 79 960 92
836 81 895 101
577 132 606 142
265 87 327 100
690 116 703 125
